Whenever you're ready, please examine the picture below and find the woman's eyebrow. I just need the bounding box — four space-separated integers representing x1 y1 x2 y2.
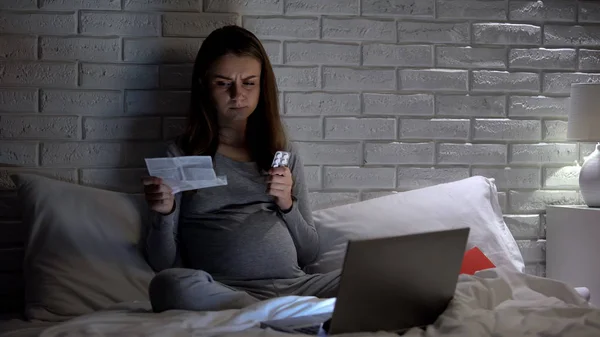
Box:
213 74 258 80
214 75 233 80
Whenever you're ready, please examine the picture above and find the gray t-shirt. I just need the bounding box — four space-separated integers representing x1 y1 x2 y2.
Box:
145 142 319 281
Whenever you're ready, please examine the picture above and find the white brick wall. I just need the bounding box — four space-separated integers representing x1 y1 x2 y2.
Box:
1 0 597 277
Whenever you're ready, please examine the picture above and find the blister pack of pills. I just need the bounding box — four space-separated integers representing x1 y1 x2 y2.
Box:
271 151 290 168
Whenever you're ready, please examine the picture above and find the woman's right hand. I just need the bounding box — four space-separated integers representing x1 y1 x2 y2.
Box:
142 176 175 215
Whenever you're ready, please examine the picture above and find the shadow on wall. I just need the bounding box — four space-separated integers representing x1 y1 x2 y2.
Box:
80 33 206 194
0 43 199 197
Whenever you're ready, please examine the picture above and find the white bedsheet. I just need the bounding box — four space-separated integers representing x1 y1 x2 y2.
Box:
11 267 600 337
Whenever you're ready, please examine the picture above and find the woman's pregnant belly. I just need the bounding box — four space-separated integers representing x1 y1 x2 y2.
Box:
179 208 305 281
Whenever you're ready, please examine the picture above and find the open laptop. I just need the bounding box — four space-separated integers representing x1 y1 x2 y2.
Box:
260 227 470 335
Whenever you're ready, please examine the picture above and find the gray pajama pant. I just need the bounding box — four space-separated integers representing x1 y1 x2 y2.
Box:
149 268 341 312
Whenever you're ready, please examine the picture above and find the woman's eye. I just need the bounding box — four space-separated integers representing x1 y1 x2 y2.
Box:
216 81 231 87
244 82 256 86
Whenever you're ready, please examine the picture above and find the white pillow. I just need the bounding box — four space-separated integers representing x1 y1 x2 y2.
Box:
11 173 155 322
305 176 524 274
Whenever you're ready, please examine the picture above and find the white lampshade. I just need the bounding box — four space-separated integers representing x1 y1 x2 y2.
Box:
568 83 600 142
569 83 600 207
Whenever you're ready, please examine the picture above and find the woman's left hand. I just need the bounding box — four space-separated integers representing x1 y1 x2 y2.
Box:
268 167 293 211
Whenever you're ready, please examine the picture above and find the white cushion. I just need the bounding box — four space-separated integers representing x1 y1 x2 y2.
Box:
11 173 155 322
305 176 524 274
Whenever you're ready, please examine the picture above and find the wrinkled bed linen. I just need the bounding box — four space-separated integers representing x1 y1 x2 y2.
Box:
5 267 600 337
0 319 55 337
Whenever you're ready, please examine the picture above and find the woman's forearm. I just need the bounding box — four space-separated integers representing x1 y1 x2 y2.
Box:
281 198 319 267
282 147 320 267
145 194 181 271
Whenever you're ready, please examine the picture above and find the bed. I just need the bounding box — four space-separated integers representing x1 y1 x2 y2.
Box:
1 173 599 337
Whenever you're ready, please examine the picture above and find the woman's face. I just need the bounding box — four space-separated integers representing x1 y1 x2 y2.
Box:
207 53 261 124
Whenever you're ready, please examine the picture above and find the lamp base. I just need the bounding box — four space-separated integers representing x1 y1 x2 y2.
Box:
580 143 600 208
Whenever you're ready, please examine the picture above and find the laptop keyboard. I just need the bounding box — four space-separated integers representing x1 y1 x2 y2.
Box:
293 325 321 335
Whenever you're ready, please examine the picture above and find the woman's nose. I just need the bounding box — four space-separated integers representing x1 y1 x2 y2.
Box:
229 82 243 99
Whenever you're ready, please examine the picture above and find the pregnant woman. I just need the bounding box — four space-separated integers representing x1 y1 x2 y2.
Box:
141 25 340 313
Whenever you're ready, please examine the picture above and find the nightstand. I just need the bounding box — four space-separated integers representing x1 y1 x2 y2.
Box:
546 205 600 306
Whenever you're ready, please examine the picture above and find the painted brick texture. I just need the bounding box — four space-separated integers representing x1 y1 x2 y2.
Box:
1 0 596 278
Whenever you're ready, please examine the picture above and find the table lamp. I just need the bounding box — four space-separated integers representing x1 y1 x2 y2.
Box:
568 83 600 207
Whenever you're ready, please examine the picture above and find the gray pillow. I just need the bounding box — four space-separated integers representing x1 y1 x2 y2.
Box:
11 173 155 322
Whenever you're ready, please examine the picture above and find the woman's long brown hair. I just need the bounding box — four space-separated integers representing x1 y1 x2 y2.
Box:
177 25 287 172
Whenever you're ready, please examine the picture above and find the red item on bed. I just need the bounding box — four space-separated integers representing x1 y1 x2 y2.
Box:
460 247 496 275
